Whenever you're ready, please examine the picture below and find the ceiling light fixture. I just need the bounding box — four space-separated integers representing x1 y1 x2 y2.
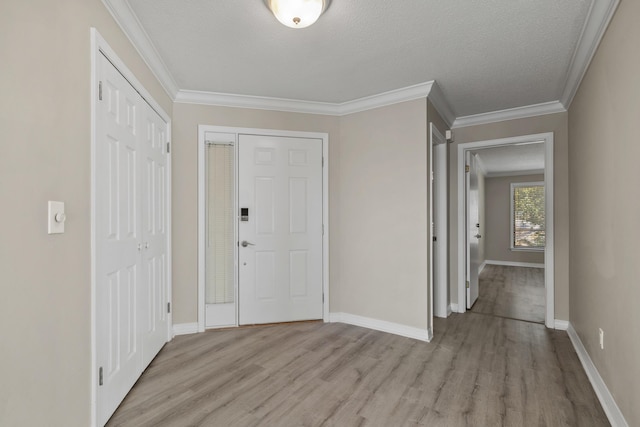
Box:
265 0 331 29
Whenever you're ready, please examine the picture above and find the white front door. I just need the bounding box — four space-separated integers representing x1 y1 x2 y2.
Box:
466 152 480 308
95 51 169 426
238 134 323 325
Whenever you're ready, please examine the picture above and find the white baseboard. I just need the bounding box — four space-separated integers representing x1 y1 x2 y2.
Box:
554 319 569 330
479 261 487 274
329 312 431 342
172 322 199 337
567 324 628 427
450 303 460 313
485 260 544 268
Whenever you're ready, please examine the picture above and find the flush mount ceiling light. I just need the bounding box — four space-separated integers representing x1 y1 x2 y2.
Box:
265 0 331 29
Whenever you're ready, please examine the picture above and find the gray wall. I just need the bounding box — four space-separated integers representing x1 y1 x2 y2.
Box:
0 1 173 425
484 174 545 264
338 100 430 328
568 0 640 424
173 99 434 330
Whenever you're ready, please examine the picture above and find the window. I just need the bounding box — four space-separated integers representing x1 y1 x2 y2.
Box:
510 182 545 249
205 142 235 305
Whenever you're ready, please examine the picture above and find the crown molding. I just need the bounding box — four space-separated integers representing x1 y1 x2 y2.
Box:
176 81 435 116
427 81 456 127
452 101 567 129
102 0 618 123
101 0 179 98
560 0 620 108
336 81 433 116
175 90 340 115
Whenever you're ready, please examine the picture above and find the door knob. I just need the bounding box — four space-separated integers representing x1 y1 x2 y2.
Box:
241 240 255 247
475 234 482 239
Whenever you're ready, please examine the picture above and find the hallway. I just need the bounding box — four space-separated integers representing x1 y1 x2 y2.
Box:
471 265 545 324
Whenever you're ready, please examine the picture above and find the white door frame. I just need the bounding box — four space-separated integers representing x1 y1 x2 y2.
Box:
456 132 554 328
429 123 448 319
90 28 172 427
197 125 329 332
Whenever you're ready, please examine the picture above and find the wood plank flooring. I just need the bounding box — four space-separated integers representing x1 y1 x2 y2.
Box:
471 265 545 324
106 313 608 426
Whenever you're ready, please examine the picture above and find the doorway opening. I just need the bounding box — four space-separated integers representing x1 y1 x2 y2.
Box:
429 123 449 320
457 133 555 328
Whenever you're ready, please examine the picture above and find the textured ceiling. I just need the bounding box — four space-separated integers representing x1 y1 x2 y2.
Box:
473 143 545 176
126 0 592 117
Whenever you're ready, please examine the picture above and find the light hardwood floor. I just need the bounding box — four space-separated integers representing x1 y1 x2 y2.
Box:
106 313 608 426
471 265 546 324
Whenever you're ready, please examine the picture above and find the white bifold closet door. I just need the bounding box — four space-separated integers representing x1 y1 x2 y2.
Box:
95 51 169 426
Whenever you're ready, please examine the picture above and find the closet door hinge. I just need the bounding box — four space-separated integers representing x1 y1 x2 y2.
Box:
99 367 103 386
465 165 470 173
167 302 171 314
98 81 102 101
167 142 170 153
466 280 470 289
322 157 324 167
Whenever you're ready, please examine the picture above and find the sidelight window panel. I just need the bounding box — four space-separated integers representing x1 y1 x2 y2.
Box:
205 143 235 304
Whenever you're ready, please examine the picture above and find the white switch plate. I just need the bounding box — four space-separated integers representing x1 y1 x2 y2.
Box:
48 201 65 234
599 328 604 349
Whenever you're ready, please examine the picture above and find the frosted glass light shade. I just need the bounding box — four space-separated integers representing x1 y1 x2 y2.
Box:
267 0 329 29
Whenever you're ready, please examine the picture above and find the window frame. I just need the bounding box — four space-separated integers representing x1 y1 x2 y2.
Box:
510 181 545 251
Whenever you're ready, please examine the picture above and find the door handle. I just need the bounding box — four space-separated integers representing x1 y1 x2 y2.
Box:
475 234 482 239
241 240 255 247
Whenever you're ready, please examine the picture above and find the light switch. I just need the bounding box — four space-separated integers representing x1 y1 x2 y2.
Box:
48 201 66 234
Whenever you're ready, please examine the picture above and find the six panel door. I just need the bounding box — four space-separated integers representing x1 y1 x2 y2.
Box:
238 135 323 325
95 52 169 426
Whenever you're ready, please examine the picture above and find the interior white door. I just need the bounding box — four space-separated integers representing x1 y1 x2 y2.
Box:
430 124 448 318
466 152 480 308
95 52 143 425
95 52 169 426
140 103 169 368
238 134 323 325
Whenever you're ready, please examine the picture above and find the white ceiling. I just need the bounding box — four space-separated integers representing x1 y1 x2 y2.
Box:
473 142 545 176
114 0 616 120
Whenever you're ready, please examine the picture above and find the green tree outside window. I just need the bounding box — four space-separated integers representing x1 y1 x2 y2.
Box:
512 183 545 248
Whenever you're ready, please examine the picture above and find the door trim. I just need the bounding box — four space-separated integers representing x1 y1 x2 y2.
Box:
90 28 172 427
429 123 448 320
197 125 329 332
456 132 554 328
